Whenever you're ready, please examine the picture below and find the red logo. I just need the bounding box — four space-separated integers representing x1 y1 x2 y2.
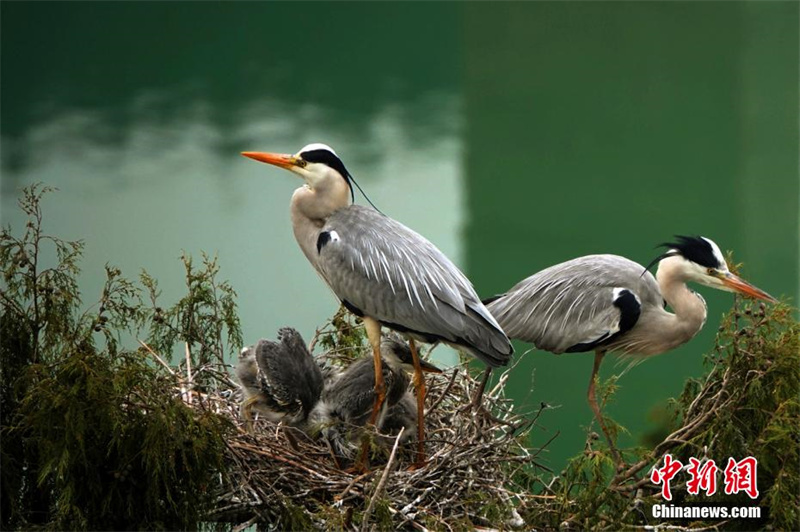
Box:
687 458 718 496
723 457 759 499
650 454 683 501
651 455 758 500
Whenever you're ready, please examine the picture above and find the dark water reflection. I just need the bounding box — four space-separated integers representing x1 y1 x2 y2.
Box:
2 2 797 471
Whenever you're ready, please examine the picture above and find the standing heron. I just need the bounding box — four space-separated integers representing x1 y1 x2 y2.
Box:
484 235 776 459
235 327 324 433
242 143 512 463
309 337 441 464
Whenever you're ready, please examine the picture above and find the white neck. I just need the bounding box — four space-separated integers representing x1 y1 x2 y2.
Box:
289 175 352 266
623 256 708 355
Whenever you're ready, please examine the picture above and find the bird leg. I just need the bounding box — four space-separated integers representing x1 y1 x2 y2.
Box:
460 367 519 429
587 351 621 464
469 366 493 410
364 317 387 426
240 396 258 433
408 338 427 466
357 317 386 470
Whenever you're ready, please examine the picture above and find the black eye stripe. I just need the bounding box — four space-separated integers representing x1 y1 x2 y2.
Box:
298 148 354 201
299 149 349 176
659 235 722 269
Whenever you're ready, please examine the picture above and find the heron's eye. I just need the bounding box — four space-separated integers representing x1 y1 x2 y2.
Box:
706 268 715 276
296 159 307 168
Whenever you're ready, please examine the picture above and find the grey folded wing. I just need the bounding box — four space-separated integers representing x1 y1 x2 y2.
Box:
486 255 661 353
320 356 409 427
315 205 512 367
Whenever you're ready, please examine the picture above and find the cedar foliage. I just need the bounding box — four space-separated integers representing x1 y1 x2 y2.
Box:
1 184 797 531
521 281 799 530
1 184 236 530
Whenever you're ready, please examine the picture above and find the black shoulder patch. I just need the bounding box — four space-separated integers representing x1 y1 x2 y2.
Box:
342 300 364 317
564 289 641 353
660 235 721 269
613 289 641 335
316 231 331 254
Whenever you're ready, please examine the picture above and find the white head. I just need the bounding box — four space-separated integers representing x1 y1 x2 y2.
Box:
651 235 775 301
241 143 354 201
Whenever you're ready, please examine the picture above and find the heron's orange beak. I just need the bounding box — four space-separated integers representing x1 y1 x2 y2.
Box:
719 272 777 303
241 151 301 169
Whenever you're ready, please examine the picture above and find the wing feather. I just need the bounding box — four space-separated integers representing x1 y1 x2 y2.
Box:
486 255 661 353
254 328 324 415
315 206 512 366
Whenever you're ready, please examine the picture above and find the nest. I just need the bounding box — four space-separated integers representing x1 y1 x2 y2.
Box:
177 315 551 530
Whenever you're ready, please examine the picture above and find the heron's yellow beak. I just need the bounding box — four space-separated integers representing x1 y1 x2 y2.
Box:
241 151 302 170
719 272 777 303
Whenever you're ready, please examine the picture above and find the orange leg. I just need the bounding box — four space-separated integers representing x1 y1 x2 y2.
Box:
358 318 386 470
408 338 427 466
365 317 387 426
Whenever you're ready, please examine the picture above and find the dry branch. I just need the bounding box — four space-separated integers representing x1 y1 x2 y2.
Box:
163 316 550 530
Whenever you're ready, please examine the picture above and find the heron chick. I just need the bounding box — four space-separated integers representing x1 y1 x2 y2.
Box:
308 337 441 464
235 327 324 432
485 235 776 461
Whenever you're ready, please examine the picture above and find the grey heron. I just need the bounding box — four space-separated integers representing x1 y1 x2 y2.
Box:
308 337 441 464
484 235 776 460
242 143 512 464
235 327 324 433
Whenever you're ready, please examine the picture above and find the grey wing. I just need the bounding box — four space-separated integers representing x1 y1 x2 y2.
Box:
379 392 417 438
255 328 324 416
321 356 405 426
486 255 662 353
315 205 512 367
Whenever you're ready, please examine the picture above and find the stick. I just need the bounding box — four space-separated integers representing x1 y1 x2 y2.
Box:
362 427 405 531
185 342 193 405
138 339 177 376
232 515 258 532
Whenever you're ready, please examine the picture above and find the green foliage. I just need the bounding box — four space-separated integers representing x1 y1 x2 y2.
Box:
315 304 367 361
1 184 233 530
142 252 242 373
0 185 84 365
4 184 797 531
521 296 799 530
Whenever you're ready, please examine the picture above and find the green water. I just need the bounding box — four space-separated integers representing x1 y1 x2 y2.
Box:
2 2 797 471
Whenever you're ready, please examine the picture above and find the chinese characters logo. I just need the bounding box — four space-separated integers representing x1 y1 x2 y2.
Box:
650 454 759 501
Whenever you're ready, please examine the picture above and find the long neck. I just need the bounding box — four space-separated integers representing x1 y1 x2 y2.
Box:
289 178 351 266
645 257 708 353
624 257 708 355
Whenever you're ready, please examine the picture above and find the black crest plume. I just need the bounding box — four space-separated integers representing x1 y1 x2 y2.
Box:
642 235 722 275
299 148 383 213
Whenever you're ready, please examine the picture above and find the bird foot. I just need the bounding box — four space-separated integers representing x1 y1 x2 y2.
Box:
406 455 428 471
346 462 370 475
355 435 374 472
